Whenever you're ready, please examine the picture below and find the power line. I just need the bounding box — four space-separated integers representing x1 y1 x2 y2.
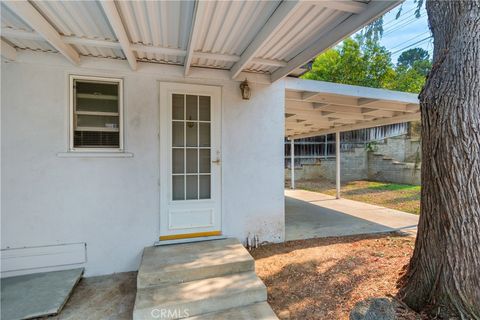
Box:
382 5 423 29
383 13 427 36
382 8 426 34
382 6 418 28
389 31 431 50
391 36 433 56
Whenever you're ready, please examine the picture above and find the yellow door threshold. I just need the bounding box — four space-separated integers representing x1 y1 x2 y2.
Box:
159 231 222 241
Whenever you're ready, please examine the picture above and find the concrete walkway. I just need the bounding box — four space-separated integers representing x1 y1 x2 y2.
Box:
285 189 418 241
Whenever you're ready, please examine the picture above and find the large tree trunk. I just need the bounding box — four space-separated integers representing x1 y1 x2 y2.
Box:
397 1 480 319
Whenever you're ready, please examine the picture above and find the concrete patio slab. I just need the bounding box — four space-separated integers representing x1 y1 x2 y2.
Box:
50 272 137 320
285 189 418 241
1 268 83 320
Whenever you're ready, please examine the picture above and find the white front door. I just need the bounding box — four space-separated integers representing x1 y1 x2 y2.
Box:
159 83 222 240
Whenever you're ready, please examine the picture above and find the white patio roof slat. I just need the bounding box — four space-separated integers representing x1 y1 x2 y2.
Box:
290 112 421 139
1 2 33 31
314 0 368 14
1 27 119 48
184 1 206 76
100 1 137 70
229 0 301 79
313 104 369 115
1 38 16 60
285 78 419 104
362 109 396 118
1 0 403 81
255 5 347 63
4 1 80 65
22 1 120 59
285 78 420 139
1 26 292 69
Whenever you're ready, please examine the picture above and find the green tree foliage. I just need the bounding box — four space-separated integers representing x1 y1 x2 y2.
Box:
301 37 431 94
301 37 396 89
394 48 432 93
398 48 429 71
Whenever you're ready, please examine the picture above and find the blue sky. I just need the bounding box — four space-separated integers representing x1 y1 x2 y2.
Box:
359 0 432 64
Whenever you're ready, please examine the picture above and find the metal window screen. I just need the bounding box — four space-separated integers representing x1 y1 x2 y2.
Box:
73 79 120 148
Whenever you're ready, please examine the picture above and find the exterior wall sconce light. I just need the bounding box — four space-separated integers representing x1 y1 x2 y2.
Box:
240 79 251 100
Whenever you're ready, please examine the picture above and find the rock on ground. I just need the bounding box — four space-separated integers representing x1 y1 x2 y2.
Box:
350 297 396 320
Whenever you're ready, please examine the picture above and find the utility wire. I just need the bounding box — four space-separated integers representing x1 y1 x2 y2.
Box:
389 31 431 50
381 6 418 28
391 36 433 56
383 13 427 36
382 9 426 34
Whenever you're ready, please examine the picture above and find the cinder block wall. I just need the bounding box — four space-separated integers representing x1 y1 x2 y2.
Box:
404 138 421 162
285 135 421 186
285 147 368 182
375 136 407 161
375 135 421 163
367 154 421 185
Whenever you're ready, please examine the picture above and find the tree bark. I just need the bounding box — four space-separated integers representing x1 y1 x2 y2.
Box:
398 1 480 319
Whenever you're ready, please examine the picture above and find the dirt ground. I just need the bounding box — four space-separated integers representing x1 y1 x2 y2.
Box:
39 272 136 320
40 234 420 320
287 179 421 215
252 232 421 320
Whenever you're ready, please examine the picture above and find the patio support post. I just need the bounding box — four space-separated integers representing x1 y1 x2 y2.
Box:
290 139 295 189
335 131 341 199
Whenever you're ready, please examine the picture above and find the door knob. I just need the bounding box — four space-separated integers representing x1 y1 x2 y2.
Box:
212 159 221 164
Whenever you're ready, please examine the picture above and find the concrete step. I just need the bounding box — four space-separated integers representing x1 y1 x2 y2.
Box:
138 238 254 288
133 272 267 320
185 302 278 320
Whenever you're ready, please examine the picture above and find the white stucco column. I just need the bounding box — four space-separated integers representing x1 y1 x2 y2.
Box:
290 139 295 189
335 131 341 199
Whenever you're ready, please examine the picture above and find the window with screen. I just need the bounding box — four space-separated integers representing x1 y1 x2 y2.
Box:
70 76 123 150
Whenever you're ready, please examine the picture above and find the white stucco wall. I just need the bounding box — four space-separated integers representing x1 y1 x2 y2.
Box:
1 52 285 276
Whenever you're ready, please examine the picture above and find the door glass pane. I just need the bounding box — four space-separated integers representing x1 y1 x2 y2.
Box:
186 95 198 121
171 93 212 202
173 176 185 200
199 123 210 147
199 96 210 121
186 149 198 173
199 175 211 199
199 149 210 173
172 149 184 174
186 175 198 200
172 94 184 120
172 122 184 147
186 122 198 147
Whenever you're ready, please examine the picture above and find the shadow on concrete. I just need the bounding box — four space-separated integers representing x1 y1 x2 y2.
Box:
285 196 417 241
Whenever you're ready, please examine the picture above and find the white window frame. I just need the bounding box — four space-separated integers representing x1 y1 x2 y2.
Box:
69 75 124 152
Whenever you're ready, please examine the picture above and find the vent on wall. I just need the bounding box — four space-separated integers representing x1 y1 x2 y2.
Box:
1 243 86 278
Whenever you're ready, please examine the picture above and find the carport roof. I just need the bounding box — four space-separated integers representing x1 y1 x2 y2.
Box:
1 0 401 81
285 78 420 139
